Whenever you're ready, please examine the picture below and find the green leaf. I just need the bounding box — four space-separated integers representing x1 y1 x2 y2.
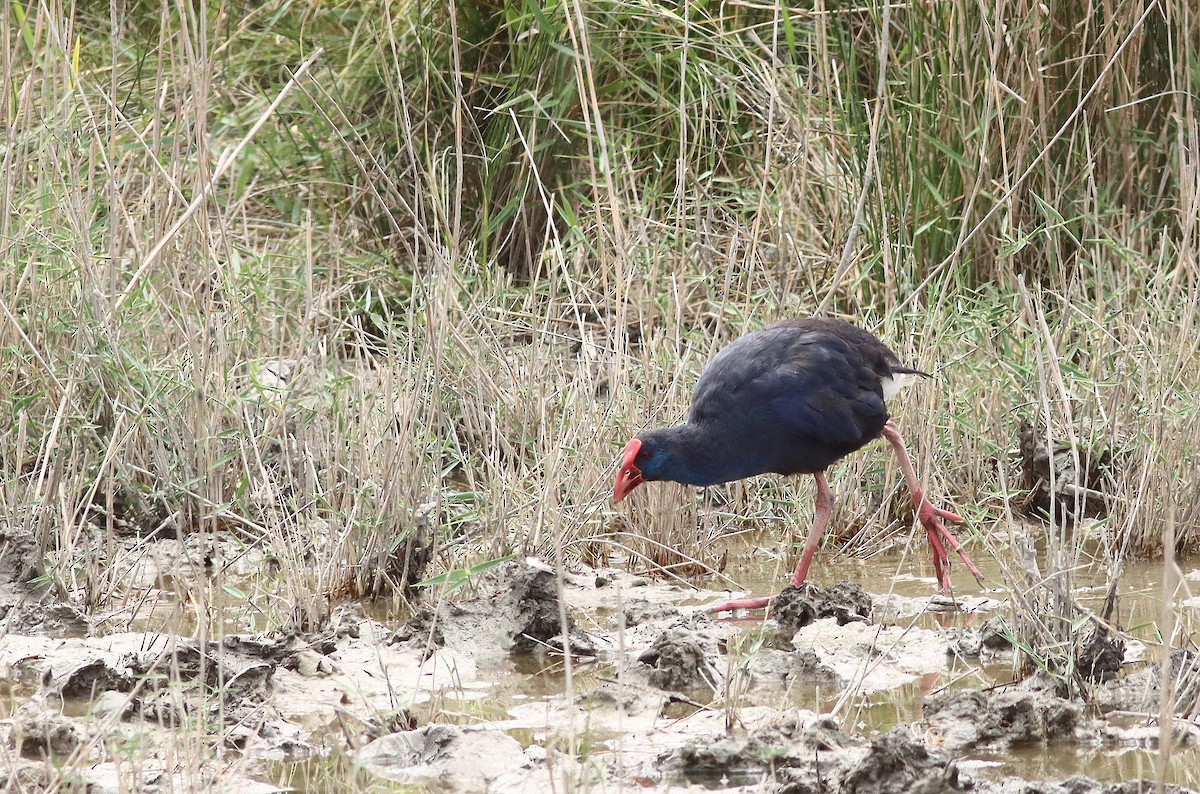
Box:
415 554 518 592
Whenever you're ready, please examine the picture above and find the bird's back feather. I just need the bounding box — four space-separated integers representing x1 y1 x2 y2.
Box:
683 319 909 479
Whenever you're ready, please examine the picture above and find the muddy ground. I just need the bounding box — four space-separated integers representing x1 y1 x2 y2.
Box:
3 541 1199 793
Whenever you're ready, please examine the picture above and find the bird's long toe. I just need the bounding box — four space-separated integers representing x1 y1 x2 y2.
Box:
929 504 964 523
918 501 985 588
708 594 777 614
925 527 956 593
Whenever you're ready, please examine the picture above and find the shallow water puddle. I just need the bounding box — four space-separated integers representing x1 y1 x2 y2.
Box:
966 741 1200 790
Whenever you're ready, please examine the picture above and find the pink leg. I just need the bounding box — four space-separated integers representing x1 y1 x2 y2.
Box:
880 420 985 593
709 473 833 613
790 471 833 587
926 525 948 589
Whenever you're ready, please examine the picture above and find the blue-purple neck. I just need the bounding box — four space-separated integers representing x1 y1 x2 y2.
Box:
636 424 766 487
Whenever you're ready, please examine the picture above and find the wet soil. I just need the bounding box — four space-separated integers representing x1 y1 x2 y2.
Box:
3 530 1200 793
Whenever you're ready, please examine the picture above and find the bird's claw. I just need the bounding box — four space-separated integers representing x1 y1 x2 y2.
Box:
920 502 963 525
916 498 985 590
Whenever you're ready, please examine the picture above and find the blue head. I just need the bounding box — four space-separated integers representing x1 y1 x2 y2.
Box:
614 427 732 499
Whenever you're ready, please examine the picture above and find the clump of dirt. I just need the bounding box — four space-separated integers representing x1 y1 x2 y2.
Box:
1 762 53 791
129 641 276 726
651 708 1198 794
791 618 949 694
638 628 722 693
774 582 872 631
354 723 551 790
388 560 596 657
390 603 448 658
1018 419 1115 522
949 615 1013 658
504 563 575 653
1095 664 1160 713
923 676 1087 750
223 627 342 667
586 679 666 717
53 656 136 699
838 728 968 794
980 615 1013 649
671 735 762 784
1102 783 1200 794
615 599 684 627
749 648 844 690
12 699 83 759
662 716 865 789
1096 648 1199 715
662 720 974 794
1027 782 1200 794
1 602 91 638
1075 618 1125 682
0 521 84 640
791 649 844 687
5 634 283 733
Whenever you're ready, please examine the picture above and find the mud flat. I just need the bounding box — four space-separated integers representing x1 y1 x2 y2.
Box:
3 549 1199 792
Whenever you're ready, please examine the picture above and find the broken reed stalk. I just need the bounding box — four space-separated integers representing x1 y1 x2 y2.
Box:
1158 510 1180 787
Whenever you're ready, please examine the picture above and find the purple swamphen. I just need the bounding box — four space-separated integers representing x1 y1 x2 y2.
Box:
613 318 984 612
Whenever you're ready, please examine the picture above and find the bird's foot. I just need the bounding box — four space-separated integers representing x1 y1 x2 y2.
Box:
916 498 986 588
925 527 951 593
708 594 777 614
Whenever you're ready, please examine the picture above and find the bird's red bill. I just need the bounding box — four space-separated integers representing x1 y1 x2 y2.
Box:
613 438 644 501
